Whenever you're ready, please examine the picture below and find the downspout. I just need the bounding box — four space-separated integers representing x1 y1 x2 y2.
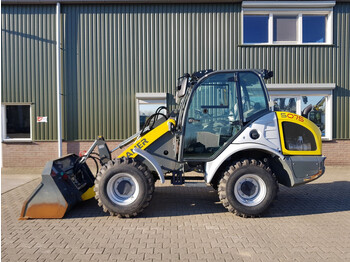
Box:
56 2 62 157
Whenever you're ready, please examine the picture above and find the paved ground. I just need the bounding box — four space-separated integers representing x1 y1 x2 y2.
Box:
1 175 40 194
1 167 42 194
2 167 350 261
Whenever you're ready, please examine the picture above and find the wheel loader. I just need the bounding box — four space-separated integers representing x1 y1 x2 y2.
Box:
20 69 326 219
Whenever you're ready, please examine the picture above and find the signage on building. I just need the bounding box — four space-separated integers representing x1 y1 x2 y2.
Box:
37 116 47 123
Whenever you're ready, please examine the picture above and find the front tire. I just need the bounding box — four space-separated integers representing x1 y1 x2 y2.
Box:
94 158 154 218
218 159 277 217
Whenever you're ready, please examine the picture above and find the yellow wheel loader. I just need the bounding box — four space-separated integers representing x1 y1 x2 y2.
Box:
20 69 325 219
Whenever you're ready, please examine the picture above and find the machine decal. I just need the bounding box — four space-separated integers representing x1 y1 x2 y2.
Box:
118 119 176 159
279 112 305 122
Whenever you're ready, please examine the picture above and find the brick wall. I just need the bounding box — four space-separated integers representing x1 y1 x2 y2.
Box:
2 139 350 168
322 140 350 166
1 141 124 168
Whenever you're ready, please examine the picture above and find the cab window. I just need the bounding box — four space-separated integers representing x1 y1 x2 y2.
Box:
239 72 268 121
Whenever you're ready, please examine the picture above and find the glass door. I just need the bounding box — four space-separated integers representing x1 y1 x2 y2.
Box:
182 72 241 160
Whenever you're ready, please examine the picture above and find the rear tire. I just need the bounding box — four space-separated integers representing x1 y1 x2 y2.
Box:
94 158 154 218
218 159 277 217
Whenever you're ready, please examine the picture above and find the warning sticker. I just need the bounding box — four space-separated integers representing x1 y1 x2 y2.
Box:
37 116 47 123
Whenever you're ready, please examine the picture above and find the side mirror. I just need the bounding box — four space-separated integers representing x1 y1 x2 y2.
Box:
262 69 273 80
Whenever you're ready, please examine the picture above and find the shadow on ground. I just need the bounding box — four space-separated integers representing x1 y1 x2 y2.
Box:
266 181 350 217
65 181 350 219
66 185 224 218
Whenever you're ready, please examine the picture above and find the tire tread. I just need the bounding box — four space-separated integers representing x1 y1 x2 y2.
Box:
218 158 278 218
94 158 154 218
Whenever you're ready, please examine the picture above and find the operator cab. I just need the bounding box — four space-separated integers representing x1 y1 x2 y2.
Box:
178 70 271 161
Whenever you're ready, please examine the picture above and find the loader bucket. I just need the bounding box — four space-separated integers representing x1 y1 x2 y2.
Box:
20 154 95 220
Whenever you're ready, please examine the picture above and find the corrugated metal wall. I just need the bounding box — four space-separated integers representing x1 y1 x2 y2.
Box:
1 5 57 140
60 4 241 140
334 3 350 139
1 3 349 140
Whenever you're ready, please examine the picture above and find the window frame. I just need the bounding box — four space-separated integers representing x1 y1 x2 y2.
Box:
267 83 335 141
135 93 167 131
242 1 335 45
1 103 33 142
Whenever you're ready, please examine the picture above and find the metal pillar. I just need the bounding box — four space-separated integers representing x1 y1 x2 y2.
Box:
56 2 62 157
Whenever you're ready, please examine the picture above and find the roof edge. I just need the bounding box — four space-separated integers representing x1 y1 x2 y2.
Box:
1 0 241 4
1 0 349 6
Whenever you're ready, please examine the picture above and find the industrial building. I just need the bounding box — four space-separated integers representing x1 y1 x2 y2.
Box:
1 0 349 167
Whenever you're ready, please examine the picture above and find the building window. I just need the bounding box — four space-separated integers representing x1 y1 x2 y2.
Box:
267 84 335 140
242 1 334 45
2 104 32 141
273 16 297 42
135 93 167 131
273 97 298 114
303 15 326 43
243 15 269 44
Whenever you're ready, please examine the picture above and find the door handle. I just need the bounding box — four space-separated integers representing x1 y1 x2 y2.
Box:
188 117 200 123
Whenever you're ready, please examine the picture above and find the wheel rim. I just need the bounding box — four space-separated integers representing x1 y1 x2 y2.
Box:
234 174 267 207
106 173 140 206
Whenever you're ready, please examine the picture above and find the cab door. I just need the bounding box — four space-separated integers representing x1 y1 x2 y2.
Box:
181 72 241 160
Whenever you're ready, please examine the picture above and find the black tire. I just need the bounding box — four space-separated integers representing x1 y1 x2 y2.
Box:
94 158 154 218
218 159 278 217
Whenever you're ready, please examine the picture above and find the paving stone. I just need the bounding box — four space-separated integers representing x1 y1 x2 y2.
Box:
85 248 104 254
36 253 59 261
144 253 162 260
126 253 144 260
91 253 111 261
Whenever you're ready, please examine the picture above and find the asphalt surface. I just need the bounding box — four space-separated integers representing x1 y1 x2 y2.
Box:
1 166 350 261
